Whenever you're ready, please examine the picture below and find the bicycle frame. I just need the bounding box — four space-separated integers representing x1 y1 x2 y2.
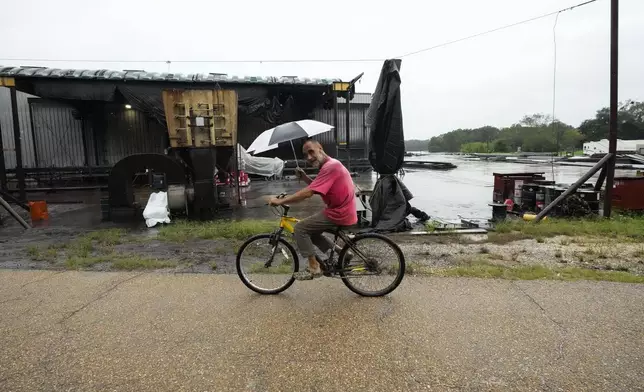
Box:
269 204 372 275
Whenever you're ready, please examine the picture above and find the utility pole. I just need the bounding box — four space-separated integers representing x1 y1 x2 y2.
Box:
603 0 619 218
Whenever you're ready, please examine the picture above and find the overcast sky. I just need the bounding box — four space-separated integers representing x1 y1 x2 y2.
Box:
2 0 643 140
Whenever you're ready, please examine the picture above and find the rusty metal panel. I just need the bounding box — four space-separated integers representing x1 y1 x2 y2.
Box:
162 89 237 148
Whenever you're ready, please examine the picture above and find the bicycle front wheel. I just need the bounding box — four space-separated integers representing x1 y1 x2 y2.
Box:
236 234 299 295
338 233 405 297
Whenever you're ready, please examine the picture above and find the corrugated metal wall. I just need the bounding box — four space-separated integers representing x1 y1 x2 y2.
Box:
1 89 371 170
30 100 87 167
0 87 37 169
100 106 168 165
313 103 370 159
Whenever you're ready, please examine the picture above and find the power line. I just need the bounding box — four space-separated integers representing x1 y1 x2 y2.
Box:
397 0 599 58
0 0 600 66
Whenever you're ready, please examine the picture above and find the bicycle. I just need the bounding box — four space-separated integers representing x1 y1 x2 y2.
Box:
235 193 406 297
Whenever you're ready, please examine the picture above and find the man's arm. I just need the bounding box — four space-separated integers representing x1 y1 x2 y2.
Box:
270 187 314 206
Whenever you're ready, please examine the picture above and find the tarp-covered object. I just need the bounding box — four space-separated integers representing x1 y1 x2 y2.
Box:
369 175 413 232
366 59 430 232
237 144 284 178
366 59 405 175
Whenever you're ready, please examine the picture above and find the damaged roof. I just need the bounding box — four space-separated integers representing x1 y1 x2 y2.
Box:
0 65 341 86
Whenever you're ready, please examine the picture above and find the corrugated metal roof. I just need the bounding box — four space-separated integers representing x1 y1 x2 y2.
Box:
0 65 342 86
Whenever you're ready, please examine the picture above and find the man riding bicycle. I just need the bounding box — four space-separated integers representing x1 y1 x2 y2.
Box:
269 139 356 280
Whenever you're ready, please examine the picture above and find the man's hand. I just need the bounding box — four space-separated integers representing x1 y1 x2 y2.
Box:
268 197 283 206
294 167 306 179
294 167 313 184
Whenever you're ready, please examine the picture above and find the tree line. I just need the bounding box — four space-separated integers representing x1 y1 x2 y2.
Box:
405 100 644 153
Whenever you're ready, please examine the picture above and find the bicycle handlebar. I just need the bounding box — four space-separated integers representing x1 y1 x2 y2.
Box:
266 193 290 215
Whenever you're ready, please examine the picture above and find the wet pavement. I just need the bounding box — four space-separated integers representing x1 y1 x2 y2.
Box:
1 270 643 391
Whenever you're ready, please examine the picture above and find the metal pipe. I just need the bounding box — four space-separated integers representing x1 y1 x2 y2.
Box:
603 0 619 218
9 87 26 201
346 97 351 172
363 107 368 159
0 114 6 191
333 92 339 157
594 165 607 191
28 100 40 168
0 195 30 229
0 188 29 211
534 153 613 222
5 185 107 192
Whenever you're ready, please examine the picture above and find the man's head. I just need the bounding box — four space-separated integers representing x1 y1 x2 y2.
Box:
302 139 327 168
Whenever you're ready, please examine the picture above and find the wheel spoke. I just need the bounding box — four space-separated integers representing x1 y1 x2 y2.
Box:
237 235 298 294
340 234 405 296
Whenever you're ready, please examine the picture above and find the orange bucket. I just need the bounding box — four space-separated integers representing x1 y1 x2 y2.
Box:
29 201 49 222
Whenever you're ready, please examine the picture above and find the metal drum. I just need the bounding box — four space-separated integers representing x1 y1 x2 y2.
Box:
521 184 538 212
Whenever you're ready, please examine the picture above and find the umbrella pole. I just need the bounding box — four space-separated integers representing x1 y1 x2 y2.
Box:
290 140 300 169
290 140 301 184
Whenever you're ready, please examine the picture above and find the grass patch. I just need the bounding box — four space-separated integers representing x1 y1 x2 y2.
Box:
494 216 644 241
247 262 294 274
210 262 217 270
111 256 177 271
432 262 644 283
158 220 276 242
65 256 109 269
554 250 563 259
83 228 126 245
26 245 59 262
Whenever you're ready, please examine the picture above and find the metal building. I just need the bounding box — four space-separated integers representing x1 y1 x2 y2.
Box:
0 66 372 195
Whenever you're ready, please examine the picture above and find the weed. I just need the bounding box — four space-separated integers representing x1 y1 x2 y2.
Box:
158 220 275 242
247 262 294 274
536 237 545 244
431 262 644 283
210 262 217 270
479 246 490 254
26 245 58 262
494 216 644 241
66 256 109 269
555 250 563 259
84 228 126 246
111 256 176 271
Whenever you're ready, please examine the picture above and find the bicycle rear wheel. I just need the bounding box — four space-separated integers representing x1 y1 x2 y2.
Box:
236 234 299 295
338 233 405 297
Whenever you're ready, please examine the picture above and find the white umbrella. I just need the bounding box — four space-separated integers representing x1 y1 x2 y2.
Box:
246 120 334 167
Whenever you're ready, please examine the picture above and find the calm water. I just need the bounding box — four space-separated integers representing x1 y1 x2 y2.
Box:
367 154 634 221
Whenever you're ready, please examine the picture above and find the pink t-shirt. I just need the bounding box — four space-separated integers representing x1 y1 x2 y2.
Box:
308 158 357 226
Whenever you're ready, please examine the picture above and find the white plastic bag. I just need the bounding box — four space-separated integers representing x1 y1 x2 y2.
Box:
143 191 171 228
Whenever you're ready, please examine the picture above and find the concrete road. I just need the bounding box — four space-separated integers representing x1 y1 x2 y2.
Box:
1 271 643 391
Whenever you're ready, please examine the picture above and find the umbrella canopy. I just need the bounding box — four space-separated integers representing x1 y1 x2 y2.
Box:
247 120 334 155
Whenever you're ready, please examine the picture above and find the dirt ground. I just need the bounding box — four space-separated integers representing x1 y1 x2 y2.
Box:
2 220 643 276
2 192 643 277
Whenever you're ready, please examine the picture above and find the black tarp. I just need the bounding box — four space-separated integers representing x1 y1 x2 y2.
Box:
366 59 429 233
366 59 405 175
